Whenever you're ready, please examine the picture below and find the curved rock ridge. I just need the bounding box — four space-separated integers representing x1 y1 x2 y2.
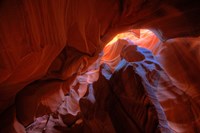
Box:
24 39 173 133
1 37 200 132
103 35 200 132
153 37 200 133
104 31 200 132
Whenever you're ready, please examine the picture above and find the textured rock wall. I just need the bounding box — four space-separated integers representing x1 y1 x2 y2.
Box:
0 0 200 132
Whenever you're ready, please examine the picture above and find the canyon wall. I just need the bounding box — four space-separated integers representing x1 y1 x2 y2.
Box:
0 0 200 132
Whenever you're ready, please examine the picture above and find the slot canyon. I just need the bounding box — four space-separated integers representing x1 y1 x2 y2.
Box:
0 0 200 132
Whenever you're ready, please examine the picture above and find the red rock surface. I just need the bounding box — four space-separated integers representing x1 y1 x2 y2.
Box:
0 0 200 132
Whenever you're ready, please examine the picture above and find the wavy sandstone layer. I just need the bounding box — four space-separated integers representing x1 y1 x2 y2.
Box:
0 0 200 132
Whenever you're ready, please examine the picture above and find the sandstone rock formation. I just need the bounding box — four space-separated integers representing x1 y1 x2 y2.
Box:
0 0 200 132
